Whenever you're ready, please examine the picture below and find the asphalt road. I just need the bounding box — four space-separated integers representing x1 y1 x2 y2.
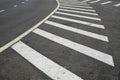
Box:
0 0 57 47
0 0 120 80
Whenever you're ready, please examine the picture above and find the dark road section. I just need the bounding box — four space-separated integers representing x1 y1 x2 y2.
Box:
0 0 23 10
91 2 120 80
0 0 57 47
0 48 52 80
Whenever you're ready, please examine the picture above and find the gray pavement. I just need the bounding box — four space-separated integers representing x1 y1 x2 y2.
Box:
0 0 57 47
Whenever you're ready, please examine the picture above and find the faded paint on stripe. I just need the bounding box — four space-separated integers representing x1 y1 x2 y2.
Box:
33 28 114 66
12 41 83 80
51 15 105 29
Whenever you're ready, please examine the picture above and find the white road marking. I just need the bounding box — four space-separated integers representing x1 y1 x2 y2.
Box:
60 6 96 12
45 20 108 42
33 28 114 67
14 5 18 7
0 10 5 13
82 0 91 2
55 11 101 21
22 2 25 4
101 1 112 5
58 9 98 16
114 3 120 6
89 0 101 3
61 2 89 5
12 41 83 80
25 0 29 1
51 15 105 29
61 3 89 6
61 5 93 9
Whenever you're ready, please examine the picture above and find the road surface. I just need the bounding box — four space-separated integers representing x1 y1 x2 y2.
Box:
0 0 57 47
0 0 120 80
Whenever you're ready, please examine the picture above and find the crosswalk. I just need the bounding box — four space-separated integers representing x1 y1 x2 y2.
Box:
61 5 93 9
12 41 84 80
89 0 101 3
114 3 120 6
87 0 120 7
4 0 115 80
58 8 98 15
60 6 96 12
55 11 101 21
100 1 112 5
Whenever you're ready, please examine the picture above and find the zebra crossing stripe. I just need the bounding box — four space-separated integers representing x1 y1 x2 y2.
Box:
12 41 83 80
61 2 89 5
55 11 101 21
61 2 89 6
101 1 112 5
60 6 96 12
45 20 108 42
89 0 101 3
33 28 114 66
61 5 93 9
82 0 91 2
58 9 98 16
51 15 105 29
114 3 120 6
0 10 5 13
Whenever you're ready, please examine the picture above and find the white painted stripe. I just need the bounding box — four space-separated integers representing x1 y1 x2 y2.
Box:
0 10 5 13
101 1 112 5
60 1 84 3
61 3 89 6
58 9 98 16
60 2 88 4
56 11 101 21
45 20 108 42
14 5 18 7
12 41 83 80
51 15 104 29
61 2 88 4
62 5 93 9
60 6 96 12
22 2 25 4
114 3 120 6
33 28 114 66
89 0 100 3
82 0 91 2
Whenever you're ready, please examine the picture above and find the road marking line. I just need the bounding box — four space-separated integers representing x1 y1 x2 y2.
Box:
22 2 25 4
101 1 112 5
89 0 101 3
25 0 29 1
61 3 89 6
61 5 93 9
82 0 91 2
12 41 83 80
45 20 108 42
0 0 60 52
60 1 89 6
14 5 18 7
55 11 101 21
114 3 120 6
58 9 98 16
60 6 96 12
0 10 5 13
60 2 88 4
33 28 114 67
51 15 105 29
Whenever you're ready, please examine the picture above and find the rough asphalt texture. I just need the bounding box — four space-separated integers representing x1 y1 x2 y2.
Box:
0 0 120 80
